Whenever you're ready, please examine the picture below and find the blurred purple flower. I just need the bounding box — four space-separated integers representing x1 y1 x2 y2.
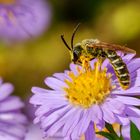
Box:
30 53 140 140
0 0 51 42
25 124 63 140
25 124 45 140
0 78 27 140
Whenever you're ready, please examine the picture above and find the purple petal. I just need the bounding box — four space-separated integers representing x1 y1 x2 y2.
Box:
131 76 140 87
0 123 26 138
115 96 140 106
112 87 140 95
46 107 80 137
25 124 44 140
31 87 65 95
69 63 80 75
30 93 67 105
127 58 140 73
85 122 96 140
71 110 88 139
101 103 116 123
41 105 72 129
63 136 73 140
125 106 140 117
71 109 92 139
130 69 140 79
62 108 82 136
31 87 49 94
0 83 14 101
91 105 102 123
53 73 67 81
34 105 67 124
0 131 20 140
101 59 109 69
45 77 68 90
96 119 105 131
122 125 130 140
35 102 67 117
77 109 93 136
105 100 125 114
0 96 24 112
122 53 136 63
116 115 130 125
0 113 27 124
90 59 97 69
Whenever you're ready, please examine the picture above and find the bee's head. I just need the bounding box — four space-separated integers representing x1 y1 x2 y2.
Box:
71 43 83 63
61 23 83 64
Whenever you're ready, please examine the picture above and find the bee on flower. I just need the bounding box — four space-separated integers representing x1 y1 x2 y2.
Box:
29 23 140 140
30 50 140 140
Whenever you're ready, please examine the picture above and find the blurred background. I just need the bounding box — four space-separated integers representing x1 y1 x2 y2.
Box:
0 0 140 99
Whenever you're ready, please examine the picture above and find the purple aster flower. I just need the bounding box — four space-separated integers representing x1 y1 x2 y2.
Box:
0 78 27 140
0 0 51 42
30 53 140 140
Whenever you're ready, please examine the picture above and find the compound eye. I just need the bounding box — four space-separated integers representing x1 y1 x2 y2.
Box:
72 52 79 63
74 45 83 55
72 45 83 63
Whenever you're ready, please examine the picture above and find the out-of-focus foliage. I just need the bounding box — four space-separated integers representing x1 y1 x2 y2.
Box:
50 0 105 22
0 0 140 99
112 3 140 41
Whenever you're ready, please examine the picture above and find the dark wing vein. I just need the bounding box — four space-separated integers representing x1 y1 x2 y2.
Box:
92 42 136 53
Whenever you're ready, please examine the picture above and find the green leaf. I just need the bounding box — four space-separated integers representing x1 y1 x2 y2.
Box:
96 131 118 140
105 123 118 136
119 135 124 140
105 123 121 139
130 121 140 140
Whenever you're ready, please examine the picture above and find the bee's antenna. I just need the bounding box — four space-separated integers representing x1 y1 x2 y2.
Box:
71 23 81 49
61 35 71 51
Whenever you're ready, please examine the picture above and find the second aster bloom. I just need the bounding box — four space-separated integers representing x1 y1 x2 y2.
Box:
25 124 63 140
30 53 140 140
0 0 51 42
0 78 27 140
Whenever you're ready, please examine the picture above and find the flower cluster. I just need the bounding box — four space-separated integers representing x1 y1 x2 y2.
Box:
0 78 27 140
30 53 140 140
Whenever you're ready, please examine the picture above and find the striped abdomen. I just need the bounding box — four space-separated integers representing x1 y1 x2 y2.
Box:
106 50 130 89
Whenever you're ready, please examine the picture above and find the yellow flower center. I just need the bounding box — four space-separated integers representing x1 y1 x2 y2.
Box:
0 0 16 5
64 61 115 108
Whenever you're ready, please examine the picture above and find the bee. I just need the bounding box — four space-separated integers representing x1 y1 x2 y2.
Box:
61 24 136 90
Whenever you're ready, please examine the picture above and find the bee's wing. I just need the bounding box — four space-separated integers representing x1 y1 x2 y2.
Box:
94 42 136 54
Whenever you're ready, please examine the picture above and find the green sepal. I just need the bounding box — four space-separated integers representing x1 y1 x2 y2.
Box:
130 121 140 140
105 122 119 137
96 131 119 140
